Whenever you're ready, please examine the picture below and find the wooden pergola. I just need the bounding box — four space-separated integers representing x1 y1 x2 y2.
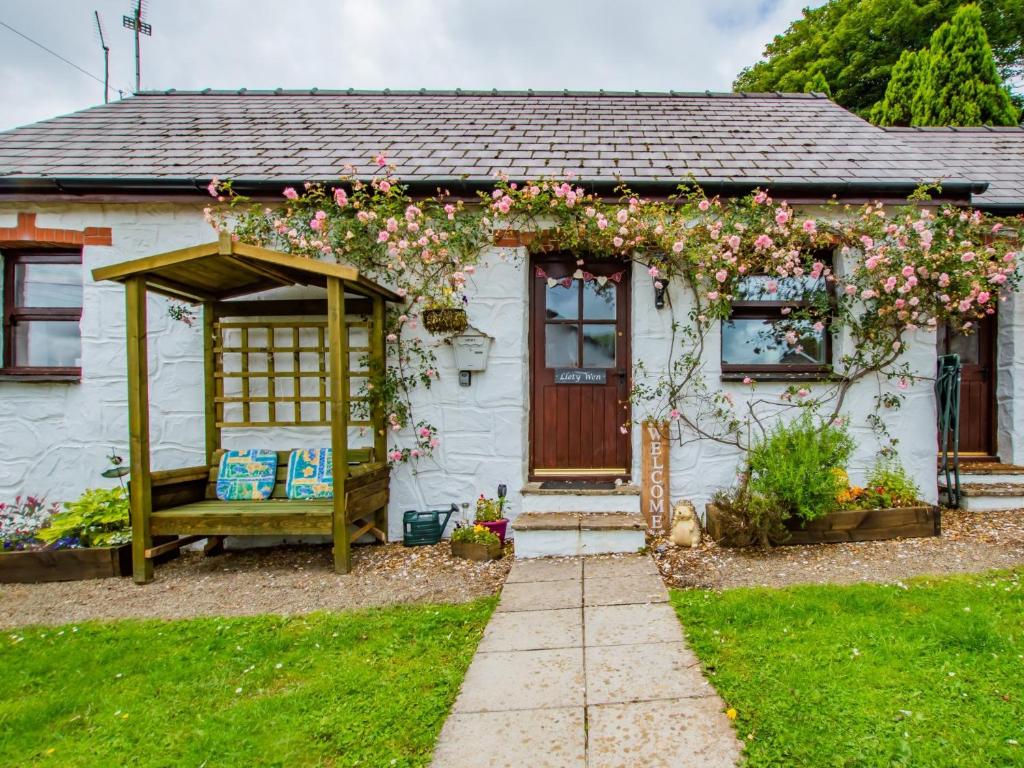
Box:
93 233 402 583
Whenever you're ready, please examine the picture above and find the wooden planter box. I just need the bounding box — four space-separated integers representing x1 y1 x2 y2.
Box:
705 503 940 547
451 540 502 562
0 543 132 583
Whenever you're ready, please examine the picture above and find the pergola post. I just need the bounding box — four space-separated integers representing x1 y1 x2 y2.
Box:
370 294 388 540
327 277 351 573
125 276 153 584
202 301 220 466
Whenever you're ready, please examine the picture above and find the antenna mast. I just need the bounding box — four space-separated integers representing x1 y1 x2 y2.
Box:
94 11 109 103
122 1 152 93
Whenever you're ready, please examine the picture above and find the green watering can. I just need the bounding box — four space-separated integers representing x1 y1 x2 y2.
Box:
402 504 457 547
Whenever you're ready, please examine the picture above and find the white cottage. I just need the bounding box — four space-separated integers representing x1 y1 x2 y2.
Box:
0 91 1021 565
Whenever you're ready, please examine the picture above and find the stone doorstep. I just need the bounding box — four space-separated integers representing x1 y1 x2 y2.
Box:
950 481 1024 497
513 511 646 532
520 482 641 496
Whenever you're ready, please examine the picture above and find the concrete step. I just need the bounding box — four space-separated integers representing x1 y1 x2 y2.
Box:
519 482 641 514
512 511 646 558
939 481 1024 512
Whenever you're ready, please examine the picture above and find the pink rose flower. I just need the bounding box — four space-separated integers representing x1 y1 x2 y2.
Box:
698 199 711 212
715 269 728 283
775 209 790 226
802 219 816 234
977 291 991 304
375 153 387 167
727 235 741 250
648 266 659 277
283 187 299 200
742 377 753 385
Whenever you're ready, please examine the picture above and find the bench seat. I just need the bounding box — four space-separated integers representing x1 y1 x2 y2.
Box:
150 500 334 536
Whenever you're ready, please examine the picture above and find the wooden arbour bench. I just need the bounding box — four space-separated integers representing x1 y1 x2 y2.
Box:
93 234 403 583
149 449 390 541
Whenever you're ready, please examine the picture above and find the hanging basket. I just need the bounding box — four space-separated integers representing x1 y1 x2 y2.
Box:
422 308 468 335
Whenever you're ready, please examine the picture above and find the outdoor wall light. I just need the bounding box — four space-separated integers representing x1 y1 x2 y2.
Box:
653 278 667 309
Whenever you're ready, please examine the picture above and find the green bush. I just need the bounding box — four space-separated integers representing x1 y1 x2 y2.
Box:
37 487 131 548
746 414 854 523
862 455 920 508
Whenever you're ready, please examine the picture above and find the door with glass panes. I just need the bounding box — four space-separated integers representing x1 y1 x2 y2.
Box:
529 255 630 480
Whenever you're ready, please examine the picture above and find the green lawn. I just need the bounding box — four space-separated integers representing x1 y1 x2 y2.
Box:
0 599 494 767
672 569 1024 767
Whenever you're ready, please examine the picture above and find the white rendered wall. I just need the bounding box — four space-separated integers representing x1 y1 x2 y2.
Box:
0 203 942 543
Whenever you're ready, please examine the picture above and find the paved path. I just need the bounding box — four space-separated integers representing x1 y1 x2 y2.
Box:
432 554 742 767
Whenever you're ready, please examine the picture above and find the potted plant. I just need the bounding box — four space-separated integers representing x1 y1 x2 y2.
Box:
451 524 502 561
474 493 509 543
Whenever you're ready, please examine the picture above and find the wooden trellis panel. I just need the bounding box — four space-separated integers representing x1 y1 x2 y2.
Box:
213 318 372 428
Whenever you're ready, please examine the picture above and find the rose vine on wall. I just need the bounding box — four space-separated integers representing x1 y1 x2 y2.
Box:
194 158 1020 466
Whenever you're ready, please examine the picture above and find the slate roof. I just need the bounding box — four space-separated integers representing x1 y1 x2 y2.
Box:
884 127 1024 209
0 90 979 197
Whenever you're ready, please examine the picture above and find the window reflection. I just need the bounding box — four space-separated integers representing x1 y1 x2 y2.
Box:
722 318 825 366
545 283 578 320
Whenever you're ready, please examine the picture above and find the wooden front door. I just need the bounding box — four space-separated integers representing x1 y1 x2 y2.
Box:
530 255 631 480
939 313 997 458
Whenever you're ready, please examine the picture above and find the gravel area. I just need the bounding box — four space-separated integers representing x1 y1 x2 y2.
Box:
0 542 512 629
654 508 1024 590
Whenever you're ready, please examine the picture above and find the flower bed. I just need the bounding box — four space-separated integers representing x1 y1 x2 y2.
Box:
0 488 139 583
0 544 133 583
705 502 940 546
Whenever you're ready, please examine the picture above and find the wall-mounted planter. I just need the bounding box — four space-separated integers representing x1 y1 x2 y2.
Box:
451 540 502 562
705 503 940 547
0 544 133 583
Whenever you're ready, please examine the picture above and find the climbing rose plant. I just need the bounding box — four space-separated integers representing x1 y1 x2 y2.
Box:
202 159 1021 464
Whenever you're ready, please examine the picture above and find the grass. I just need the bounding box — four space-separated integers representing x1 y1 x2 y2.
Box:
0 599 494 767
672 569 1024 768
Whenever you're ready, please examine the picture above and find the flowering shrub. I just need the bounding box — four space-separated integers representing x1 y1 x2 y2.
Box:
205 157 1021 471
0 495 59 551
837 456 921 509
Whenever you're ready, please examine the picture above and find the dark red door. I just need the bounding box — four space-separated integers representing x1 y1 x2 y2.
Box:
530 255 630 480
939 313 997 458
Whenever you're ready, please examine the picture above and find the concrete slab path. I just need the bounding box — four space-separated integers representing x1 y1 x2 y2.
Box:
431 554 742 767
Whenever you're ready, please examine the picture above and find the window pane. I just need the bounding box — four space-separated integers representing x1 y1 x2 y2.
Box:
722 318 825 367
948 330 980 365
14 263 82 308
582 280 616 320
545 282 578 320
545 323 579 367
14 320 82 367
582 324 616 367
735 275 825 302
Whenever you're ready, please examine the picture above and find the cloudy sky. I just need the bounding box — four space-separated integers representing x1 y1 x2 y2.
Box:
0 0 816 132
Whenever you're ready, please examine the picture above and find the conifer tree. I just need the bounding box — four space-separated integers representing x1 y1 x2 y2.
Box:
912 4 1018 126
871 49 928 126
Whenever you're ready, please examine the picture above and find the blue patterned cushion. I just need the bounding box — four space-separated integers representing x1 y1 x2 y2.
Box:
286 448 334 500
215 450 278 501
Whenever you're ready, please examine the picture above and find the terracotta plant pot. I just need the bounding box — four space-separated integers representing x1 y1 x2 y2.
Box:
475 518 509 543
451 540 502 561
422 307 468 335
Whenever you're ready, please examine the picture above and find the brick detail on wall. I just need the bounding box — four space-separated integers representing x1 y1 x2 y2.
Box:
0 212 112 248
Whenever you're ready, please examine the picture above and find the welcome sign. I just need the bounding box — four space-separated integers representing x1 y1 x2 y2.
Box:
641 420 670 534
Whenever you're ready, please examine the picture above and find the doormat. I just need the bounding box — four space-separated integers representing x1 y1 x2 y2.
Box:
539 480 617 490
